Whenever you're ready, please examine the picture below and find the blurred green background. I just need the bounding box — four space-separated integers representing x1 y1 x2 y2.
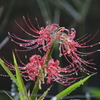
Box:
0 0 100 99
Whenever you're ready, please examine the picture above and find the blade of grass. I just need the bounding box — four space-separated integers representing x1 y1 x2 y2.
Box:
51 73 96 100
37 86 52 100
13 52 31 100
3 90 14 100
0 59 17 83
31 79 39 100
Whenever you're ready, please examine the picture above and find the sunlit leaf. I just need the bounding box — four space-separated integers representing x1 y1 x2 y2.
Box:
13 52 31 100
51 73 96 100
38 86 52 100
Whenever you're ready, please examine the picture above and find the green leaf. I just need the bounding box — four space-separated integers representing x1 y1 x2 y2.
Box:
51 73 96 100
0 59 17 83
31 80 39 100
45 40 56 65
12 52 31 100
37 86 52 100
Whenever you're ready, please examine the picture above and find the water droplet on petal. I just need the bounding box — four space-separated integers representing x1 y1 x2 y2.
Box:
20 44 22 47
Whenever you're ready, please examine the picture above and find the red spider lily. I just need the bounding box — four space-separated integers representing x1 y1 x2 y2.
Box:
56 28 100 74
8 16 60 52
8 16 99 74
3 55 80 86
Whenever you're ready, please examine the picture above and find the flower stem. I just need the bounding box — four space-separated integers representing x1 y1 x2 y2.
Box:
45 40 56 64
31 40 56 99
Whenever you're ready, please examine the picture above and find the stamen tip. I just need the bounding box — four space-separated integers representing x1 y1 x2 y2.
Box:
94 68 97 70
97 49 100 51
35 17 37 21
8 32 10 35
23 16 25 19
76 72 78 75
11 39 13 41
15 49 18 52
87 73 90 75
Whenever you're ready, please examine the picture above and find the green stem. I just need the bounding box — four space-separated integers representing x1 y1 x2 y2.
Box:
31 40 56 100
31 77 39 100
45 40 56 64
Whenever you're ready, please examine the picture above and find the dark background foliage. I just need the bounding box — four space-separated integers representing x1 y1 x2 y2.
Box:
0 0 100 99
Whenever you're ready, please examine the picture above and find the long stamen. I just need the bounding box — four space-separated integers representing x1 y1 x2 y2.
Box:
76 34 91 43
79 42 100 48
80 30 99 45
15 20 39 37
8 32 35 43
23 16 39 33
76 33 89 41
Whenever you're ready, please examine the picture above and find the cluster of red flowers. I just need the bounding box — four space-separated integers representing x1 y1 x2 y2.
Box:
7 16 99 86
19 55 80 86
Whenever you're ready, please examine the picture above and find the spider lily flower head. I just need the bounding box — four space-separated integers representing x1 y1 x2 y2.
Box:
3 55 80 86
8 16 60 52
8 16 99 74
20 55 81 86
56 28 100 74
